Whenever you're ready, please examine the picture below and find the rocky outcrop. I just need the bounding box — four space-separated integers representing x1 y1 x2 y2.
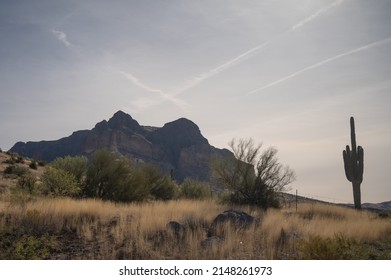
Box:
10 110 233 183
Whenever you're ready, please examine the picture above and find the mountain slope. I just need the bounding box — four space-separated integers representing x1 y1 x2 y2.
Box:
10 111 232 182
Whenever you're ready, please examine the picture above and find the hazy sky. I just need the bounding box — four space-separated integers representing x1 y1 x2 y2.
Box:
1 0 390 203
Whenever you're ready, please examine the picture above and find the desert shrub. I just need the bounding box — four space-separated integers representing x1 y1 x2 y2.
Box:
14 156 25 164
84 149 149 202
180 178 211 200
0 229 56 260
140 164 179 200
41 168 80 197
51 155 87 184
114 169 150 202
3 158 15 164
298 233 370 259
17 173 37 194
29 161 38 170
213 138 295 210
38 161 46 167
3 165 30 177
150 176 178 200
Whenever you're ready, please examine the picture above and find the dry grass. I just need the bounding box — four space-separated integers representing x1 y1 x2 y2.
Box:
1 196 390 260
268 203 391 242
1 152 390 259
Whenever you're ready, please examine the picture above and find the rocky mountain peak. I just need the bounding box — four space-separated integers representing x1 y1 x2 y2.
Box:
9 111 231 183
148 117 209 149
107 110 142 132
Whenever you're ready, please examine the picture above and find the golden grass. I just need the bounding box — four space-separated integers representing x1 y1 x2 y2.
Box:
0 197 390 259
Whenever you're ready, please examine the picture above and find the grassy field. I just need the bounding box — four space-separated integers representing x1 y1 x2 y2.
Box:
0 151 390 259
0 195 390 260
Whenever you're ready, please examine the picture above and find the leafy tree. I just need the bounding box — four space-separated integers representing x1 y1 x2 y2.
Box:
41 168 80 197
213 138 295 209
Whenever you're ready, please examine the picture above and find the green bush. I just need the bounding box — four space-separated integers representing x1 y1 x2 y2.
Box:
51 155 87 184
298 233 370 259
41 168 81 197
140 164 179 200
84 149 150 202
3 165 30 177
0 229 56 260
180 178 211 200
17 173 37 194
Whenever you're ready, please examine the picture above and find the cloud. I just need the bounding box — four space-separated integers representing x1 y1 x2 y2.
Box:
115 69 188 111
246 37 391 95
290 0 345 31
52 29 73 48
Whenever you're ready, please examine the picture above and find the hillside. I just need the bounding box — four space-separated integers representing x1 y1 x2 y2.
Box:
281 192 391 213
0 151 45 197
9 111 233 182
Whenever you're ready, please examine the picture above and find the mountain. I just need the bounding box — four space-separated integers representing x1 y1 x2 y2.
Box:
9 111 233 182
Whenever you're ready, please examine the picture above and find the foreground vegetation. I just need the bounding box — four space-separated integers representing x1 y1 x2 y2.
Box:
0 196 390 259
0 150 390 259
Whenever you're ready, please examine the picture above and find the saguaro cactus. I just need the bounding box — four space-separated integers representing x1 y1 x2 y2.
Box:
343 117 364 209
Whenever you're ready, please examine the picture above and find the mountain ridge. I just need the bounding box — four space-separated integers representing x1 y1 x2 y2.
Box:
10 111 232 182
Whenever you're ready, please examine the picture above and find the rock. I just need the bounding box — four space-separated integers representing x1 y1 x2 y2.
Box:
208 210 258 237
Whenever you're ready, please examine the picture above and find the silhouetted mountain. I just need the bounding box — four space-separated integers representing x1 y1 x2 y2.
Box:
10 111 232 182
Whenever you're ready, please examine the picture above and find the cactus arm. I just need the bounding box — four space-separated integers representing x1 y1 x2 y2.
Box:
350 117 357 154
343 146 353 182
357 146 364 183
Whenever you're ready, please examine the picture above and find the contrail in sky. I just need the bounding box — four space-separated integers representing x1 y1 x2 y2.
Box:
116 69 187 111
175 0 344 96
52 29 73 48
246 37 391 96
290 0 344 31
174 42 268 96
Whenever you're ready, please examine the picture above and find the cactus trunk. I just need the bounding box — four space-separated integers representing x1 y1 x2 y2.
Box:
352 181 361 210
343 117 364 210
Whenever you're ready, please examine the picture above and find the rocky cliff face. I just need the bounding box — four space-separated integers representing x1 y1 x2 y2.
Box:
10 111 232 182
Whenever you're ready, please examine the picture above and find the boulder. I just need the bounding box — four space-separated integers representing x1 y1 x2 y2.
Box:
207 209 258 237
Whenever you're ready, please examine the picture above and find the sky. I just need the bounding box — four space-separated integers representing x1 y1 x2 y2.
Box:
1 0 390 203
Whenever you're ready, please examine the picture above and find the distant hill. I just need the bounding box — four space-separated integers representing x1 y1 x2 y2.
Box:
281 192 391 213
9 111 233 182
